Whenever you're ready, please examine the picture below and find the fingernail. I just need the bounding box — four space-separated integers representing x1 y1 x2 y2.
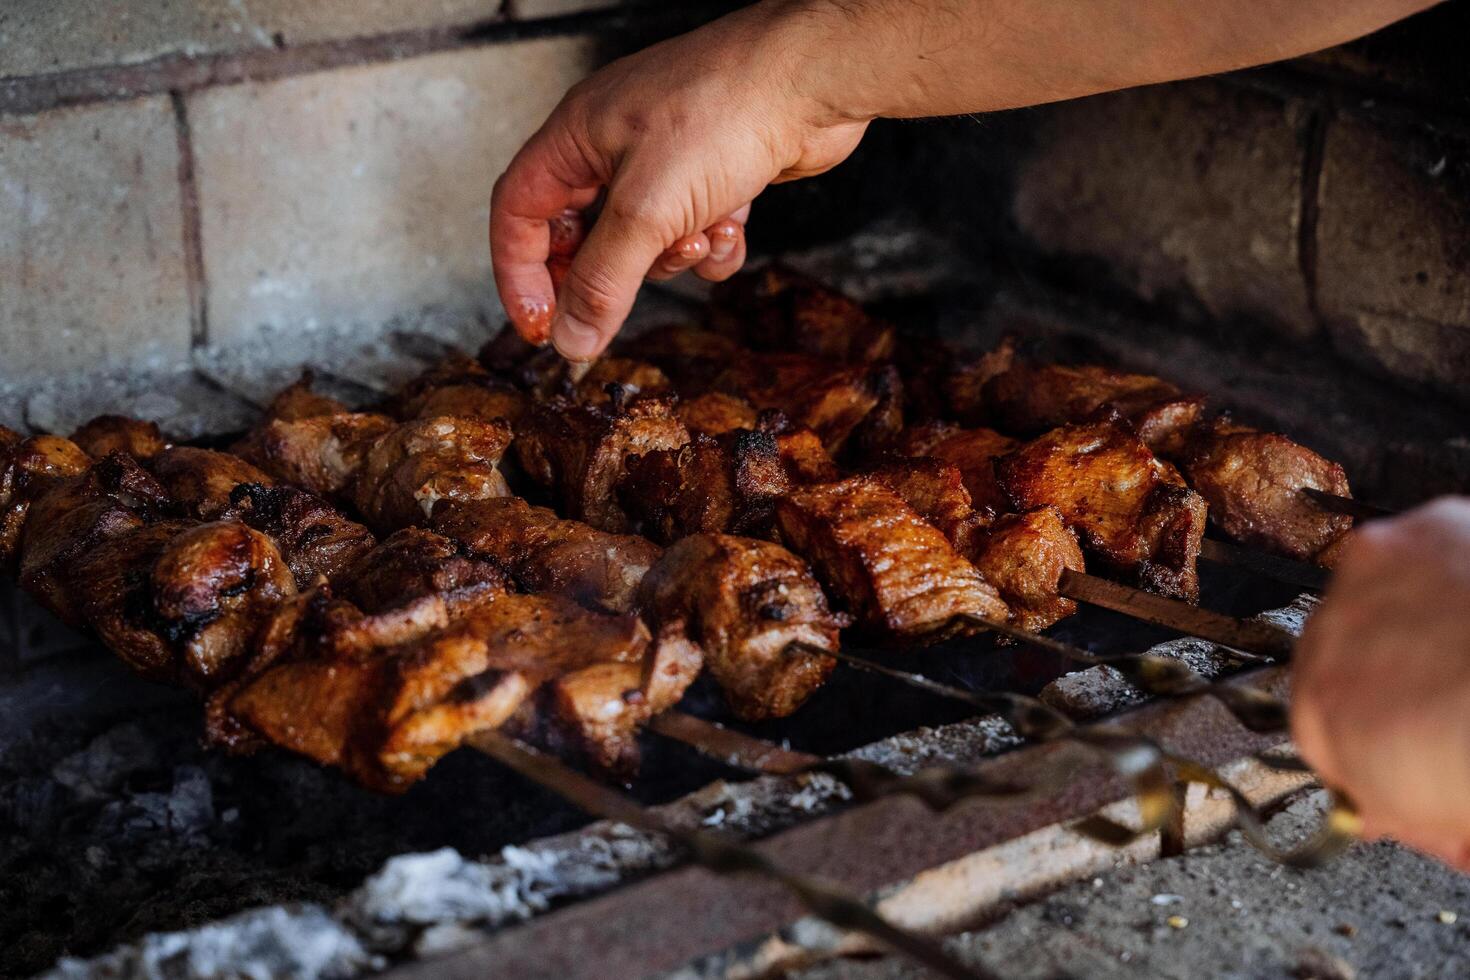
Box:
677 239 706 260
709 223 739 261
552 313 601 361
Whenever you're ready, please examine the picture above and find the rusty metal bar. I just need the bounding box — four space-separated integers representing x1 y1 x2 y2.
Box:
1058 569 1295 659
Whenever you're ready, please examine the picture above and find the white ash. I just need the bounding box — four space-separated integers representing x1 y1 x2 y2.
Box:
51 723 166 803
44 905 375 980
1040 596 1314 720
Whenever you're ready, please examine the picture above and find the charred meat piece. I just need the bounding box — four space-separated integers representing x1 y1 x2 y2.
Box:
970 507 1084 632
893 423 1019 513
776 476 1010 643
572 357 674 409
985 362 1205 455
1180 419 1353 563
996 417 1207 600
640 534 843 721
941 336 1018 426
226 482 377 588
16 453 169 623
151 446 276 520
897 336 1017 425
675 392 760 436
236 412 396 497
338 528 504 616
262 371 351 421
709 265 896 363
350 416 513 532
515 397 689 533
623 323 744 392
1 432 92 571
774 427 841 483
619 429 790 544
868 458 990 560
223 592 655 791
432 496 662 615
70 415 168 460
713 353 882 454
478 322 543 376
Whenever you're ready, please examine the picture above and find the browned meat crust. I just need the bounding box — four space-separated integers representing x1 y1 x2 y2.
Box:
709 264 896 363
868 458 990 560
675 392 761 436
235 412 396 497
388 353 527 426
1 432 92 571
640 534 843 721
970 507 1084 632
572 357 674 409
620 430 791 544
776 476 1010 643
150 446 276 520
515 397 689 533
337 528 504 615
349 416 513 532
263 371 351 421
985 362 1205 455
893 423 1019 513
432 496 662 615
70 415 169 460
712 352 882 454
996 416 1206 601
225 483 377 588
222 592 657 791
1180 419 1353 563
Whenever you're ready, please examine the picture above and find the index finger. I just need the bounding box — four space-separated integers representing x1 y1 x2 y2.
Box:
489 127 600 344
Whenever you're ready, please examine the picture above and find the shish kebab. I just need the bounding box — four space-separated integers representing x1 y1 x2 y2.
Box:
5 266 1314 791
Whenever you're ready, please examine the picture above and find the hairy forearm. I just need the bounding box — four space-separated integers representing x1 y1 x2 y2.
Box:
771 0 1440 122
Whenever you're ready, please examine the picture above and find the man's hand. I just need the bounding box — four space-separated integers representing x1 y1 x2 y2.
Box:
1292 497 1470 871
490 4 867 359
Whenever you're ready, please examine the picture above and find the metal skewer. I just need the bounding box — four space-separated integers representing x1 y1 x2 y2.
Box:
1057 570 1295 659
1301 487 1396 520
467 729 995 980
1199 538 1330 592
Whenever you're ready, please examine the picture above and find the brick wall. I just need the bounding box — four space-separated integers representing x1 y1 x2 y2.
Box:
2 0 1467 413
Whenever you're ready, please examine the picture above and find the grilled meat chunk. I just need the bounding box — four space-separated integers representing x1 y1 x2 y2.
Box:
146 520 297 687
996 417 1207 600
640 534 843 721
970 507 1084 632
16 453 168 623
1180 419 1353 563
350 416 513 532
338 528 504 616
572 357 674 409
226 483 377 587
223 592 656 791
263 371 351 421
1 432 92 570
713 353 882 454
776 476 1010 643
893 423 1019 513
675 392 761 436
774 427 841 483
151 446 276 520
897 336 1017 425
515 397 690 533
868 458 989 560
985 362 1205 455
624 323 744 392
534 620 703 774
620 429 791 544
236 412 396 497
389 352 527 426
709 265 896 363
432 496 661 615
70 416 168 460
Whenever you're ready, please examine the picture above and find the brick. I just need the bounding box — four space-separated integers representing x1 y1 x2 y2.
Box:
190 37 596 349
1012 81 1317 340
1315 118 1470 405
0 97 193 384
0 0 503 80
